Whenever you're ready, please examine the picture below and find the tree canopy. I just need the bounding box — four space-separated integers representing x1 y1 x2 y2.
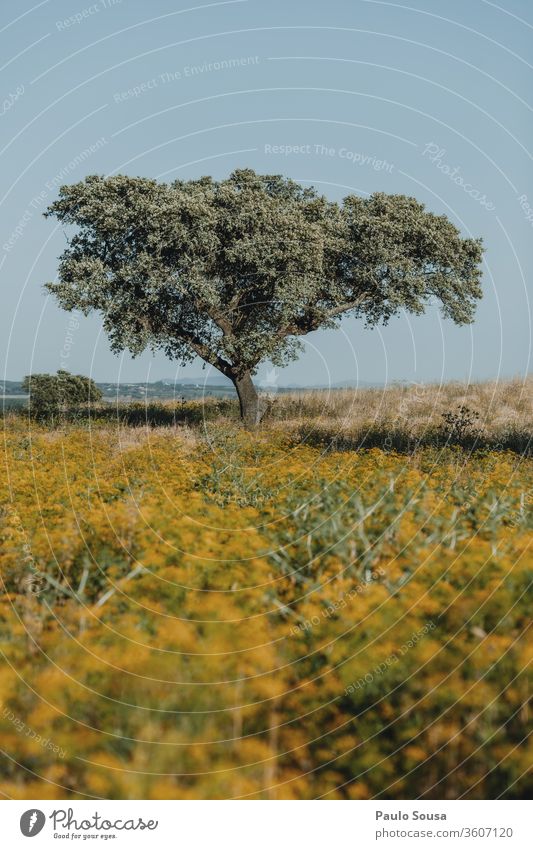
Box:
45 169 483 424
23 370 102 417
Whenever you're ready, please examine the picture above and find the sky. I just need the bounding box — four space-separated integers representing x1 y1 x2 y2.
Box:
1 0 532 387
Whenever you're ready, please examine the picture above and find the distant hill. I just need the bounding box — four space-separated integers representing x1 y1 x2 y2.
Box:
161 376 233 386
96 379 235 400
0 380 26 394
1 376 386 403
162 376 384 389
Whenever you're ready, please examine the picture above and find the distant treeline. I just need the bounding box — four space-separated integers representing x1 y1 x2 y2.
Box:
1 379 237 401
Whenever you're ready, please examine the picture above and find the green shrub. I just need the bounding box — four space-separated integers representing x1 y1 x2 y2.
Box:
22 370 102 418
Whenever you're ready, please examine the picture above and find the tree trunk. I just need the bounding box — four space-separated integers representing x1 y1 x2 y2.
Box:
234 372 261 428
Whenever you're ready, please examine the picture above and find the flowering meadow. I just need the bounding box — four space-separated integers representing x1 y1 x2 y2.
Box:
0 408 531 799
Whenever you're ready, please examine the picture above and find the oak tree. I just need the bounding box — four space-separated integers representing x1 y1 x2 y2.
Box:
45 169 483 425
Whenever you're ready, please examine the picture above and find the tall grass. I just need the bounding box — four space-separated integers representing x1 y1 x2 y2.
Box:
262 377 532 454
4 377 531 454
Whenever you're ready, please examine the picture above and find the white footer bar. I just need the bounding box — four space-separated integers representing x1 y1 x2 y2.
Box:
3 800 529 848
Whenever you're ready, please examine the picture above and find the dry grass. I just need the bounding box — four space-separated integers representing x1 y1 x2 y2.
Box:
265 376 532 428
261 377 532 453
5 377 531 454
105 424 201 456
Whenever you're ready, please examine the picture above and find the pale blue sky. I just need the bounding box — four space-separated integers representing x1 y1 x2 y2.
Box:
1 0 531 386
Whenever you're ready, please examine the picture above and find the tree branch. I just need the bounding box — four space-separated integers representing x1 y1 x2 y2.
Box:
324 294 367 319
279 295 367 338
178 327 235 378
206 309 234 337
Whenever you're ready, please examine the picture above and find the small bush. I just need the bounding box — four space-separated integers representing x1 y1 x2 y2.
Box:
440 404 481 443
22 370 102 419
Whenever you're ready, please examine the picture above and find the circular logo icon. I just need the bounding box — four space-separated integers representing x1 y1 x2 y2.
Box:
20 809 46 837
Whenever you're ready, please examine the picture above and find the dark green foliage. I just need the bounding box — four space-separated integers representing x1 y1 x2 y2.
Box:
22 370 102 418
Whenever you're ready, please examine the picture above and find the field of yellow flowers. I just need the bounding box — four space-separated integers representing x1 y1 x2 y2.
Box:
0 411 531 799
